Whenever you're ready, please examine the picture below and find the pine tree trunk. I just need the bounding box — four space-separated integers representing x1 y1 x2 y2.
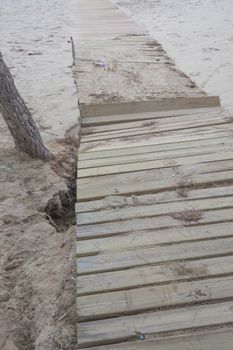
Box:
0 51 51 160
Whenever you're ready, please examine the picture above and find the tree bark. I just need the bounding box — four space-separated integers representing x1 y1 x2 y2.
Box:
0 51 51 160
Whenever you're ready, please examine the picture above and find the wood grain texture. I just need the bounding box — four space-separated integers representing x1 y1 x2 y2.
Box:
76 185 233 212
81 114 227 142
77 237 233 275
79 126 232 152
78 301 233 347
78 137 233 168
77 255 233 295
77 169 233 200
77 195 233 225
78 276 233 321
82 109 225 134
76 207 233 239
76 222 233 256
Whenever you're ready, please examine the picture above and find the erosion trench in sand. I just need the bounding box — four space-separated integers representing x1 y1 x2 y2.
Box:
72 0 233 349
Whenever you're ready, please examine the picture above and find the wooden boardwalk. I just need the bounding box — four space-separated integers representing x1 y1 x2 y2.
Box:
74 0 233 349
71 0 208 107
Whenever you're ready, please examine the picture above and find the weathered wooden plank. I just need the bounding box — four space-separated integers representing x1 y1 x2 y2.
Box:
78 146 213 171
76 207 233 239
77 301 233 347
78 276 233 321
77 169 233 200
78 133 229 161
82 109 224 133
79 96 220 117
82 106 222 127
79 127 231 152
79 157 233 179
81 115 227 142
78 138 233 168
76 222 233 256
78 141 232 167
78 150 233 177
77 255 233 295
77 237 233 275
79 329 233 350
77 195 233 225
76 185 233 213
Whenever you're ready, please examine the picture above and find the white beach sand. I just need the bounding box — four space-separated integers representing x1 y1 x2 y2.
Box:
0 0 78 141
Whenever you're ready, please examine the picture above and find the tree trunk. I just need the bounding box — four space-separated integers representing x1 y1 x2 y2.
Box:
0 51 51 160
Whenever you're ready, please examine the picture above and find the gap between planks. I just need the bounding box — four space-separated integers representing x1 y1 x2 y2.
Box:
76 169 233 200
78 138 233 169
77 236 233 275
77 255 233 296
76 221 233 257
77 194 233 225
76 184 233 213
79 127 232 152
78 133 232 162
77 276 233 321
76 207 233 239
77 328 233 350
77 149 233 177
80 117 231 143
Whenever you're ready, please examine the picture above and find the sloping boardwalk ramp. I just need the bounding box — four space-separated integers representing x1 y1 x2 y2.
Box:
74 0 233 349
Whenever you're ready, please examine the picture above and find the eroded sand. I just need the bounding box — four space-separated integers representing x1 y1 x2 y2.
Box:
0 1 78 349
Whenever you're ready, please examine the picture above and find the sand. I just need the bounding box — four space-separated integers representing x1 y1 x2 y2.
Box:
0 0 78 141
